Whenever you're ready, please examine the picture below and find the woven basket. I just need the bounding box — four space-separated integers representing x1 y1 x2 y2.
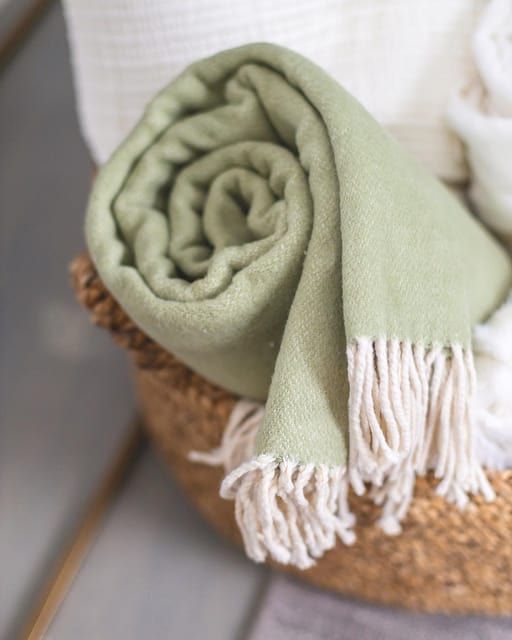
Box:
71 252 512 615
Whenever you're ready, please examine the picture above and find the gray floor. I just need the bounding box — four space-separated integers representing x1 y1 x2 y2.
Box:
0 5 266 638
49 450 266 640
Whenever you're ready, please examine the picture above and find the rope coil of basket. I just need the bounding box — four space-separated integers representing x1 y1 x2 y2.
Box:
71 252 512 615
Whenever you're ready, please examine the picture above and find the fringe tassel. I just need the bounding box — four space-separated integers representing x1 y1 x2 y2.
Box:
190 336 499 568
220 455 355 569
189 402 355 568
188 400 264 472
347 338 494 535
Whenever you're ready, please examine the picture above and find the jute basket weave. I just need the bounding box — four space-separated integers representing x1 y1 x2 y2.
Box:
71 253 512 615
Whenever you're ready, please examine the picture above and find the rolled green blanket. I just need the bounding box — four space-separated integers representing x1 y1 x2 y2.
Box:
87 44 512 569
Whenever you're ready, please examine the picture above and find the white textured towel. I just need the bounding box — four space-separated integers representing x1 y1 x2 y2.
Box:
449 0 512 240
62 0 484 180
447 0 512 469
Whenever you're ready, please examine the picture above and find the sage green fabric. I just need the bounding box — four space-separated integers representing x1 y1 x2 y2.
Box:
86 43 512 467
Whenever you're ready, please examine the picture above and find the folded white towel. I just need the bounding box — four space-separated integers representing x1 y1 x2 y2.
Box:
474 296 512 469
447 0 512 470
448 0 512 239
62 0 484 181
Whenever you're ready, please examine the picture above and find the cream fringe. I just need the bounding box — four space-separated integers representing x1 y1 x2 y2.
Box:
188 400 264 472
189 402 355 567
346 338 494 534
219 455 355 569
189 337 501 567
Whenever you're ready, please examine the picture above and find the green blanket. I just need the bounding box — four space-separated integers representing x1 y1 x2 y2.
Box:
87 44 512 568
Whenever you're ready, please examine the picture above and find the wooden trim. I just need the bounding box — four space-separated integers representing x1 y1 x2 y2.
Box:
0 0 56 69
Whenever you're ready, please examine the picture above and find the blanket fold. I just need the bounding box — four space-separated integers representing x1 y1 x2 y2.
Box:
87 43 512 569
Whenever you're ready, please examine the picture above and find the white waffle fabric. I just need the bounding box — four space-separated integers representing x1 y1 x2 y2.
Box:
62 0 486 181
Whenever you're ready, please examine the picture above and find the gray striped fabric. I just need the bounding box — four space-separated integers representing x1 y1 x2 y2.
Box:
248 576 512 640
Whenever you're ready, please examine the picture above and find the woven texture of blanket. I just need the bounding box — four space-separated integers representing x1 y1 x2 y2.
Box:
86 43 512 569
63 0 484 181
